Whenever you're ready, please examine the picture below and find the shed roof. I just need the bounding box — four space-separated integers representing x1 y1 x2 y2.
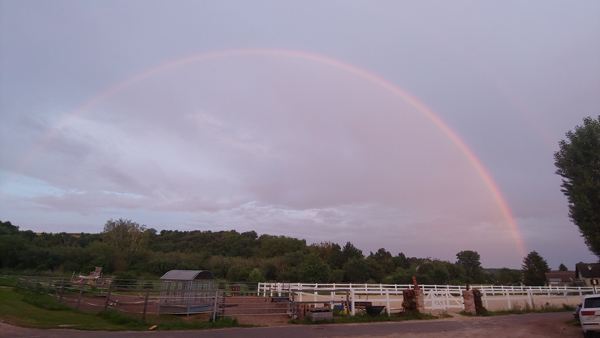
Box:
160 270 216 281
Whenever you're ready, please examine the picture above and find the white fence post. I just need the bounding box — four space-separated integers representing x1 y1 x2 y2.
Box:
483 289 488 309
386 291 390 315
351 289 355 316
527 290 533 309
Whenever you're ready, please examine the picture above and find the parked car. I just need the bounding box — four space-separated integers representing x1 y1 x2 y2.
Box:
579 295 600 337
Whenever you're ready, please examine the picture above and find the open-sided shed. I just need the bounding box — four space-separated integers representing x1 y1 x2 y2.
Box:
159 270 216 314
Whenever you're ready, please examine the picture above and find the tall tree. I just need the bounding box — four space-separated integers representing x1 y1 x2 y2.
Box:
368 248 394 274
103 218 148 270
310 242 345 270
522 251 550 286
559 263 569 271
393 252 410 270
554 116 600 256
456 250 483 283
342 242 363 262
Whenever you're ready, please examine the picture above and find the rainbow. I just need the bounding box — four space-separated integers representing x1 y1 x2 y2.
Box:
7 48 527 256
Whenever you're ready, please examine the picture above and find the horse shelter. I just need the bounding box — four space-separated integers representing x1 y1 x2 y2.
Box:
159 270 216 314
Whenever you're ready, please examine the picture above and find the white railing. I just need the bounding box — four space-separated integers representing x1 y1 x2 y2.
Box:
258 282 594 295
257 282 595 315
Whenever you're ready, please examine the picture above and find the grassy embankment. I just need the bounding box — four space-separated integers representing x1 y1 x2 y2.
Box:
0 277 245 331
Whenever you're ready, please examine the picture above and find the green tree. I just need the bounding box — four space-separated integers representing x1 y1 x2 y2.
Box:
0 235 25 269
368 248 394 275
498 268 522 285
299 253 331 283
343 257 369 283
456 250 483 283
0 220 19 236
554 116 600 256
309 242 345 270
445 262 466 285
103 218 148 270
393 252 410 270
522 251 550 286
247 268 266 283
257 235 306 258
342 242 363 262
559 263 569 271
365 257 385 283
427 261 450 285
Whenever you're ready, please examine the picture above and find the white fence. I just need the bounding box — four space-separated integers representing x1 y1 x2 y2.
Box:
258 282 595 315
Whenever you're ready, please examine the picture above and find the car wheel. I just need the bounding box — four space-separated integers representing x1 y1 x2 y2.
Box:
584 331 595 338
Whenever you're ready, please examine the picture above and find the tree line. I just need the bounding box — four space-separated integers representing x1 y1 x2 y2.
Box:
0 219 554 286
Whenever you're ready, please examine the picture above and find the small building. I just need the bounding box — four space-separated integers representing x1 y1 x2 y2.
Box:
545 270 575 286
575 263 600 286
159 270 216 314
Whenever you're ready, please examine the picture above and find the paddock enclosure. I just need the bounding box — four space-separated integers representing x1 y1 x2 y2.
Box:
15 276 593 324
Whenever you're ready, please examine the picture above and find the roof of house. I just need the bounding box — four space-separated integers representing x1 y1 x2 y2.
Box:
160 270 216 281
545 271 576 282
576 263 600 279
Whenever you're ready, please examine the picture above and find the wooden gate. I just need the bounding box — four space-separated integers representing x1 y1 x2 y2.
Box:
424 290 464 311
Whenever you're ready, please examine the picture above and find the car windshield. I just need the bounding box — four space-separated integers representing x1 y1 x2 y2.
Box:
584 297 600 308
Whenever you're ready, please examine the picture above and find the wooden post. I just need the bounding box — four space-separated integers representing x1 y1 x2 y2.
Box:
213 290 219 322
58 280 65 303
104 283 112 310
142 289 150 322
76 282 85 310
346 290 350 318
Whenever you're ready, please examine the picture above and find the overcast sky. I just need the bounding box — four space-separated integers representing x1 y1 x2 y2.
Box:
1 1 599 269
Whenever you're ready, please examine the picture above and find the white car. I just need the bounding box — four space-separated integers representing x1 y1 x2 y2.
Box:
579 294 600 337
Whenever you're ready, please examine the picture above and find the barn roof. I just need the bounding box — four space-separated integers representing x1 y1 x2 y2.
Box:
160 270 216 281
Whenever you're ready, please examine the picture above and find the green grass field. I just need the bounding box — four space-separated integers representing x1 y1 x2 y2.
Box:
0 287 244 331
0 287 131 330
